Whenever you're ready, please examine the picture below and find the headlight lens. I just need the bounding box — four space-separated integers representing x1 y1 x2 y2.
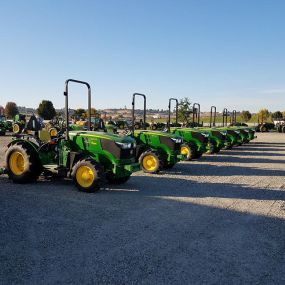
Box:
171 137 183 144
201 132 209 137
220 131 227 136
234 130 240 134
115 142 132 149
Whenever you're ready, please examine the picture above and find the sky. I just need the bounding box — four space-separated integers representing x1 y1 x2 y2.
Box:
0 0 285 112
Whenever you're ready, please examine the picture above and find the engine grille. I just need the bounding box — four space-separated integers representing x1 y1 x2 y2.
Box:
100 139 134 160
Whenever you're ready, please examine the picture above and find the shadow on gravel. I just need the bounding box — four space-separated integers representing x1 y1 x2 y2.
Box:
202 155 285 165
163 162 285 177
219 150 285 157
117 175 285 201
1 177 285 285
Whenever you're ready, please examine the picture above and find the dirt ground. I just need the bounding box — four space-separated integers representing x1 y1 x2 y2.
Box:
0 133 284 284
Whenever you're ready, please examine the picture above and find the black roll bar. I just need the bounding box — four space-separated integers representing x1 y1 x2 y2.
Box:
132 93 146 136
64 79 91 140
192 103 201 125
210 106 216 127
168 98 178 132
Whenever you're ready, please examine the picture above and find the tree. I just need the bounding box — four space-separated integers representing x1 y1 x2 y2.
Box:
4 102 19 119
240 110 252 122
272 111 283 120
177 97 192 124
74 108 86 119
87 108 98 118
37 100 56 120
257 109 270 123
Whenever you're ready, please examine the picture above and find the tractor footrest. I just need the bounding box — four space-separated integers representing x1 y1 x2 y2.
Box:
0 167 7 175
177 154 185 161
123 162 141 173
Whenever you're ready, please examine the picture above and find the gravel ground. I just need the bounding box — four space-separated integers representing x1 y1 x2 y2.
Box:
0 133 284 284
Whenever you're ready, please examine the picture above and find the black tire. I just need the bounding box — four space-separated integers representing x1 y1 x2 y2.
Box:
13 123 23 134
180 143 194 161
282 126 285 133
71 159 103 193
106 173 131 184
5 144 42 183
139 150 164 174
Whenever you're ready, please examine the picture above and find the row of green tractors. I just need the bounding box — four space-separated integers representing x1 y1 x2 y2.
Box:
1 79 256 193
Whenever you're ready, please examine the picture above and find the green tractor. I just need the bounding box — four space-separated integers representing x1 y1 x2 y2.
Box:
0 115 7 135
5 79 140 192
12 114 26 134
225 109 256 143
210 107 242 147
167 98 210 160
192 103 228 153
129 93 184 173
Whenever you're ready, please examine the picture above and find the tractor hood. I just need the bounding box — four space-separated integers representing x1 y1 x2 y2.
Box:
69 131 136 144
134 129 180 139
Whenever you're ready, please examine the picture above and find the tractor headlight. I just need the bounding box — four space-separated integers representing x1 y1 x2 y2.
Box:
201 132 209 137
234 130 240 134
171 137 183 144
115 142 132 149
220 131 227 136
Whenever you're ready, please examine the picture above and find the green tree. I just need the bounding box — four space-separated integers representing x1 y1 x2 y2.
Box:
87 108 98 117
272 111 283 120
177 97 192 124
74 108 86 118
4 102 19 119
37 100 56 120
258 109 270 123
240 110 252 122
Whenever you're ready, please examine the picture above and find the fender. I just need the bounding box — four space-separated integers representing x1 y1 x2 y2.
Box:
8 139 38 152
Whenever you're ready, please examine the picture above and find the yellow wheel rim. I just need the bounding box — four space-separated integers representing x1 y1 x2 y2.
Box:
142 154 158 171
181 146 190 157
13 124 20 134
76 166 95 188
9 151 25 175
50 129 58 137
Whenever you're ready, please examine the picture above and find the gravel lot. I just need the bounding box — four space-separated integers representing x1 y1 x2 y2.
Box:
0 133 284 284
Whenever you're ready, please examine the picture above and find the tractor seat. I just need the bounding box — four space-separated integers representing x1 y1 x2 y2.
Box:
39 130 51 142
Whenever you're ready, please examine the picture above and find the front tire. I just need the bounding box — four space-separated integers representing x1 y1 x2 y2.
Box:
180 144 194 161
72 159 102 192
139 150 163 174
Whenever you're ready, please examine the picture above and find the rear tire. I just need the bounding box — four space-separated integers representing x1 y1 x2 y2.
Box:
139 150 163 174
72 159 102 192
13 123 23 134
5 144 42 183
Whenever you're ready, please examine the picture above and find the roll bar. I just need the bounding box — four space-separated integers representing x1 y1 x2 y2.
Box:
168 98 178 132
64 79 91 140
232 110 237 125
192 103 201 125
210 106 216 127
132 93 146 136
222 108 228 127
